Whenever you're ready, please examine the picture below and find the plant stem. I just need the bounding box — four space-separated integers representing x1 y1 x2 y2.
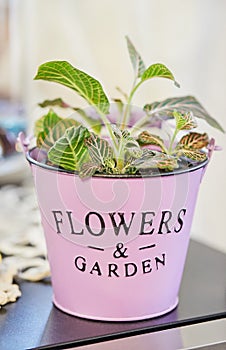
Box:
117 157 124 171
116 79 142 171
95 107 118 153
95 105 131 173
120 80 142 130
168 128 179 154
116 137 126 171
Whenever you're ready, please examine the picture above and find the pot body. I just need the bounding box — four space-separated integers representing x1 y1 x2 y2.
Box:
28 153 207 321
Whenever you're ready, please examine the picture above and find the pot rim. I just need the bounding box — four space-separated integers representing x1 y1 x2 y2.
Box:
26 148 209 179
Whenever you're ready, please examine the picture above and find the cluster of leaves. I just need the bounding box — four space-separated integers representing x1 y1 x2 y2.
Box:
137 111 209 163
33 37 224 178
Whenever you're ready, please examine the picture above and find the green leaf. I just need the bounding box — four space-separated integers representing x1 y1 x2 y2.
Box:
141 63 180 87
85 133 113 166
36 109 62 149
177 132 209 150
42 109 62 131
34 115 45 137
34 61 110 114
144 96 225 133
36 110 79 150
173 111 197 130
48 125 90 171
126 36 146 78
38 98 70 109
38 97 102 134
137 131 167 153
38 118 79 150
36 109 62 138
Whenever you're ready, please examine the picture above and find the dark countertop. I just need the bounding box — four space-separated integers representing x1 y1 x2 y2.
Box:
0 240 226 350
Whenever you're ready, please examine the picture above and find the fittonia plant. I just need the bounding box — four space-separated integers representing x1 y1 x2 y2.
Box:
33 37 224 177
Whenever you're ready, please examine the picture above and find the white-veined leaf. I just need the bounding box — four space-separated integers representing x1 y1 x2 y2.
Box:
144 96 225 133
34 61 110 114
48 125 90 171
35 109 61 138
36 110 79 150
79 162 102 178
112 125 142 157
85 133 113 166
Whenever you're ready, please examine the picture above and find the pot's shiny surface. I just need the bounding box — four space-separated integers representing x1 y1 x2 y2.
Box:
25 145 209 321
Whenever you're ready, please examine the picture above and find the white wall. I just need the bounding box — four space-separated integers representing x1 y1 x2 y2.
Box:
2 0 226 252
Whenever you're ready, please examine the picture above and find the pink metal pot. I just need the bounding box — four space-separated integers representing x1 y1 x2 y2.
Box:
19 133 209 321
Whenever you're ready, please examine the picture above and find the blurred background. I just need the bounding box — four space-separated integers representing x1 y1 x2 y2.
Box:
0 0 226 253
